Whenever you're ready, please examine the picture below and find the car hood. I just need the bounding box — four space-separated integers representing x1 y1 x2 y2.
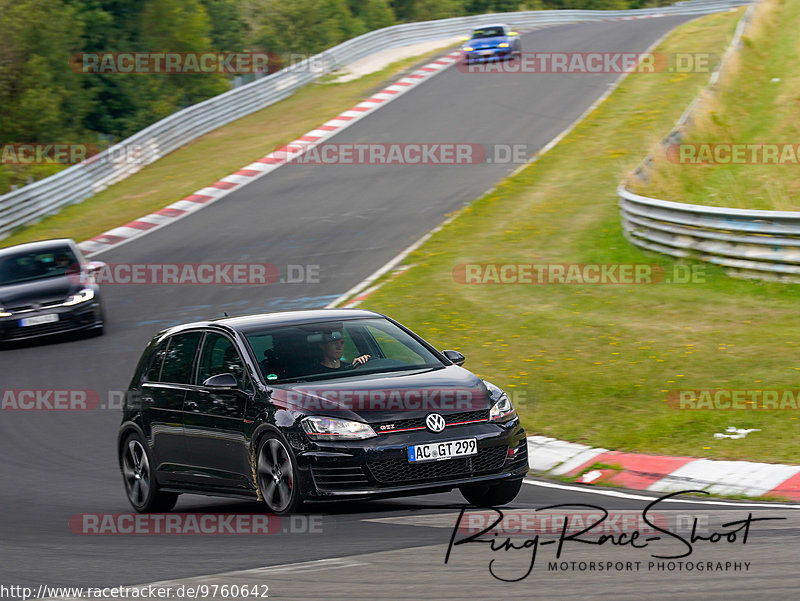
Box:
466 36 508 48
270 365 491 423
0 276 81 308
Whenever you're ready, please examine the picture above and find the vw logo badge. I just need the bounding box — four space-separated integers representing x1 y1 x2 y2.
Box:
425 413 446 433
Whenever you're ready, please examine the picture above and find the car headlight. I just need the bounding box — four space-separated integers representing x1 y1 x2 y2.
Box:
498 43 510 48
463 46 474 51
484 381 517 423
62 288 95 306
0 307 10 317
301 416 377 440
489 394 516 422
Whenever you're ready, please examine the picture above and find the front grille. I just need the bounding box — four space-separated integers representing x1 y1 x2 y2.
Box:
8 304 33 312
376 410 488 433
8 300 64 313
367 445 507 484
311 465 369 491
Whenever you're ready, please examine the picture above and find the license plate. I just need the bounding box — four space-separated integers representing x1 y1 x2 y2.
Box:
19 314 59 327
408 438 477 463
479 50 493 55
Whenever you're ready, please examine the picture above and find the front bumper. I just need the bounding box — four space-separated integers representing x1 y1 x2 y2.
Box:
0 301 103 341
463 48 513 62
294 419 528 499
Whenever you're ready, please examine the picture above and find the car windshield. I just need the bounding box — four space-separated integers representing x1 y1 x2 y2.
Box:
471 26 505 39
244 317 446 383
0 247 78 285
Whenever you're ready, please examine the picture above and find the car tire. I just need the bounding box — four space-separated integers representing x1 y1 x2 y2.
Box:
120 433 178 512
256 433 302 514
460 478 522 507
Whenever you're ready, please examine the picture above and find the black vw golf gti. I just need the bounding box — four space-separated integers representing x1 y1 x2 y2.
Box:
118 309 528 513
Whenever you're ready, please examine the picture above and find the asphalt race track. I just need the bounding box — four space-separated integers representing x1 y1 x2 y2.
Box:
4 13 798 599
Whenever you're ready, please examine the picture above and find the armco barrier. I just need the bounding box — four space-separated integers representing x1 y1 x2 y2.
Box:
0 0 751 240
619 186 800 280
619 1 799 282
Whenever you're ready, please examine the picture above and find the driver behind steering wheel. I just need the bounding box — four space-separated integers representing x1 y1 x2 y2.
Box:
315 330 371 372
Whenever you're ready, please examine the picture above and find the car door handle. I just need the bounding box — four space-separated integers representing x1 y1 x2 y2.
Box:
185 401 198 410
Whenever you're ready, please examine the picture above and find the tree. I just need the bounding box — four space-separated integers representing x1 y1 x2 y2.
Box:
248 0 364 58
351 0 396 30
408 0 466 21
199 0 246 51
139 0 229 116
0 0 87 143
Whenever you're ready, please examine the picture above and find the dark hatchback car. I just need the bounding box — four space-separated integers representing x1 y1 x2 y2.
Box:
118 309 528 514
0 239 105 342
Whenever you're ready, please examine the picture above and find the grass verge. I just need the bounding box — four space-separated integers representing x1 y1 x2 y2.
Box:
630 0 800 210
358 6 800 465
0 45 455 248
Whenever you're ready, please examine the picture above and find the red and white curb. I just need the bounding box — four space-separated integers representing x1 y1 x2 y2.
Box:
527 435 800 501
77 51 462 258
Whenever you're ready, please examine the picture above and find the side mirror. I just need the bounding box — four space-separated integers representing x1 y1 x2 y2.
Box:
460 36 469 42
86 260 107 275
202 373 238 388
442 350 465 366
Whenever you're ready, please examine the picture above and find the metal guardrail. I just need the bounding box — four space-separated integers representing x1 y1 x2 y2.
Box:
618 0 800 282
619 186 800 280
0 0 752 240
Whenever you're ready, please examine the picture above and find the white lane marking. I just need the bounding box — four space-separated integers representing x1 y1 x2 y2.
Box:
326 212 460 308
250 558 369 574
523 478 800 509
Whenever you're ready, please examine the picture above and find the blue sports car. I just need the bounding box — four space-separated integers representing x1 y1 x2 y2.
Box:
461 24 521 63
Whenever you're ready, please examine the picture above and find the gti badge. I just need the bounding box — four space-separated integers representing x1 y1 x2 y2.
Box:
425 413 446 433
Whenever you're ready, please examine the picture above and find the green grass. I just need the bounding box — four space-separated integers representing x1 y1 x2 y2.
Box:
0 45 455 248
631 0 800 210
357 6 800 465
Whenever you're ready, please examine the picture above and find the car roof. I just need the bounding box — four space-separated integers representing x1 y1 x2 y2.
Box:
158 308 386 338
472 23 508 31
0 238 77 258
